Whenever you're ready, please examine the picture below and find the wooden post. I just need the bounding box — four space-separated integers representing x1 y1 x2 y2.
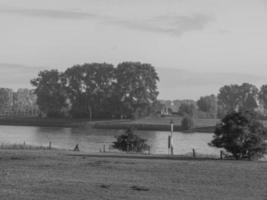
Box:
170 120 174 155
220 150 223 160
48 141 52 149
88 106 92 121
192 148 196 158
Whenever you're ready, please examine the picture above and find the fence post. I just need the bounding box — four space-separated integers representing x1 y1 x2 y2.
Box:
220 150 223 160
48 141 52 149
192 148 196 158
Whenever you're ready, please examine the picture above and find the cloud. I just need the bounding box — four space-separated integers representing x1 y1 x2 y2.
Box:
107 14 212 36
0 7 96 19
0 6 212 36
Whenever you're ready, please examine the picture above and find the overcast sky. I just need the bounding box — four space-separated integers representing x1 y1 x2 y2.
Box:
1 0 267 99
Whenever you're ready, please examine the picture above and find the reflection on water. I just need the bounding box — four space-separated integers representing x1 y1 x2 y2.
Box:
0 125 220 155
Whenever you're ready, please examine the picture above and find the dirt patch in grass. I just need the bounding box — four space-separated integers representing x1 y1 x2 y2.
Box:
99 184 111 189
131 185 150 192
0 155 36 161
85 160 111 167
113 161 135 165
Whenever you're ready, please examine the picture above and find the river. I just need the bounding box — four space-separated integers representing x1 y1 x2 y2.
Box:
0 125 222 156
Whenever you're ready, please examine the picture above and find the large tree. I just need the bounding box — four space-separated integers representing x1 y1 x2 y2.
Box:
210 111 267 160
179 103 197 117
197 94 217 117
63 63 116 119
31 62 160 119
258 84 267 115
115 62 159 118
217 83 258 115
31 70 67 117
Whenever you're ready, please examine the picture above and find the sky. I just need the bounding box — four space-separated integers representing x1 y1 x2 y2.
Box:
1 0 267 100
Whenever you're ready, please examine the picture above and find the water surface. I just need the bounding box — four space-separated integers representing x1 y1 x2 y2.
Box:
0 125 220 155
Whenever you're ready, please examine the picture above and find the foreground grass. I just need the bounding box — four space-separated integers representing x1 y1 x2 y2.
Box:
0 150 266 200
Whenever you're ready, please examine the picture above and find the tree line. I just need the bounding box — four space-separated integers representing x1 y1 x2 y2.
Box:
197 83 267 118
31 62 159 119
0 88 39 117
161 83 267 119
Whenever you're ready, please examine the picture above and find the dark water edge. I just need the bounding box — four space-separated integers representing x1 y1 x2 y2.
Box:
94 122 215 133
0 118 87 128
0 118 216 132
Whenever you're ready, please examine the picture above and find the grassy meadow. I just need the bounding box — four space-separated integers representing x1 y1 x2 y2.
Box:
93 116 220 132
0 150 266 200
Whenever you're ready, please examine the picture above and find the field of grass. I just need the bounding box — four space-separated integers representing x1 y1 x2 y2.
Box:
0 150 266 200
94 116 220 132
133 116 219 127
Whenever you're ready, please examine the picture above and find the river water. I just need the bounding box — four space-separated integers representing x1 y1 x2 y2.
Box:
0 125 222 156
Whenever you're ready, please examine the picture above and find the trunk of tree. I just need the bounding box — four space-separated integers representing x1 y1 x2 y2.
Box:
88 105 92 121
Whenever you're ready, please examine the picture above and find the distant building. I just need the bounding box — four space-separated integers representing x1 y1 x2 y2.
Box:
158 99 197 115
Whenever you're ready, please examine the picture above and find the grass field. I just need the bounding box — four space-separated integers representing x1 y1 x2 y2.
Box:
0 150 266 200
94 116 220 132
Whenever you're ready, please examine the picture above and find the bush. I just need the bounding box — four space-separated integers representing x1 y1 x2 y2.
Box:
112 127 149 152
210 111 267 160
181 116 195 130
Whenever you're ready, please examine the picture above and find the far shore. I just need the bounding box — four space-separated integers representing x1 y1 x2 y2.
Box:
0 117 87 128
0 116 217 132
93 122 215 133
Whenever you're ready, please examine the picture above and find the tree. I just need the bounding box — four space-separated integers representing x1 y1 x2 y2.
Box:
210 111 267 160
258 85 267 115
31 70 67 117
0 88 13 114
115 62 159 118
63 63 116 119
181 115 195 130
31 62 160 119
12 89 39 116
179 103 197 117
218 83 258 115
112 127 149 152
197 95 217 117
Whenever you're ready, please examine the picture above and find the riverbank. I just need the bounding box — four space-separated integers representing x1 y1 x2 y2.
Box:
93 122 215 132
0 116 218 132
93 116 219 132
0 117 88 128
0 149 266 200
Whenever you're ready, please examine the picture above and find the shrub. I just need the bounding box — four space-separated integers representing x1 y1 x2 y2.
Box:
112 127 149 152
210 111 267 160
181 116 195 130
